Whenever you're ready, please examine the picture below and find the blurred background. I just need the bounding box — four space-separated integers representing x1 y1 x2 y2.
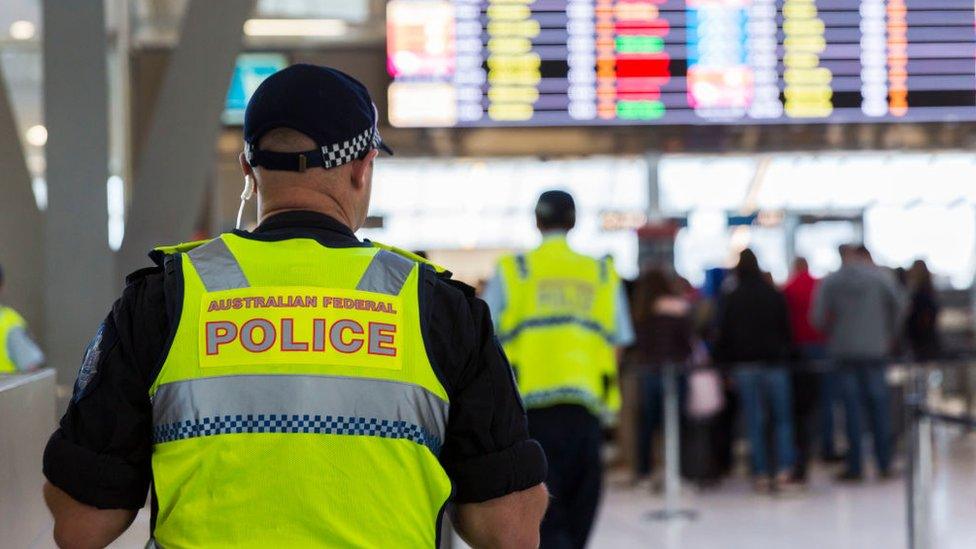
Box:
2 0 976 547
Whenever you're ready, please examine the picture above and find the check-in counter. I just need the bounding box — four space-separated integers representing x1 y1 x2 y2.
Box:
0 369 56 547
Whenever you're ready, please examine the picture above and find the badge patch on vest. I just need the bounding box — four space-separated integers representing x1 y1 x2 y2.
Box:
537 279 595 315
199 286 403 370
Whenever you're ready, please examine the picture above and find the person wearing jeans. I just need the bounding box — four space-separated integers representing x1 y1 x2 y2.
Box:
629 268 693 482
715 249 798 491
734 367 796 482
838 359 893 478
819 366 842 461
812 245 905 481
782 257 830 479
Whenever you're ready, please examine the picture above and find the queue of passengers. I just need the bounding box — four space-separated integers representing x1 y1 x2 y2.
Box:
623 245 941 493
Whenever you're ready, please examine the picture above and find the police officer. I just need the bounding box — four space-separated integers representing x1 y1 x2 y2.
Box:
42 64 548 548
484 190 634 549
0 263 45 373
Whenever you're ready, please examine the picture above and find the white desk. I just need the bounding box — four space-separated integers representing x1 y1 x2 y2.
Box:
0 369 56 547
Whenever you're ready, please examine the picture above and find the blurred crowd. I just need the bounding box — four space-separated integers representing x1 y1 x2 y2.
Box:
617 244 941 493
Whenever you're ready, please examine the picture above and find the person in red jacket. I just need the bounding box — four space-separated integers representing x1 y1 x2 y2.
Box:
783 258 824 349
782 258 838 481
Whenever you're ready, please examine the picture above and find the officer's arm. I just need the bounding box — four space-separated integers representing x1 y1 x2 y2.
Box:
42 271 165 546
428 274 548 547
8 326 45 371
44 482 136 549
480 267 506 330
612 277 635 361
452 483 549 548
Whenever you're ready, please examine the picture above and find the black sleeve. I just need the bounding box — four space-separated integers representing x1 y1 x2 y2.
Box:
713 294 732 364
42 269 171 509
423 273 548 504
777 291 794 359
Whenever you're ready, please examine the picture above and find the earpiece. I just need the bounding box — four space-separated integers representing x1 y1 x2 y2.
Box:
236 175 256 229
242 174 256 201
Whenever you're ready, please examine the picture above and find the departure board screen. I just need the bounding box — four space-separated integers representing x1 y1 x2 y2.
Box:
386 0 976 127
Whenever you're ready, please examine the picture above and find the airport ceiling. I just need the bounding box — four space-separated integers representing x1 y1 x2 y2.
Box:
0 0 383 46
0 0 383 163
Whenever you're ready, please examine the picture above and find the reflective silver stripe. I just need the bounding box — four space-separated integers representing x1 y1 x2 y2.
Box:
187 238 250 292
152 374 448 454
498 315 615 345
523 387 603 414
356 249 414 296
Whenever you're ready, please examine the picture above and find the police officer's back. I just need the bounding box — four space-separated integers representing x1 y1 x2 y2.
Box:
42 64 547 548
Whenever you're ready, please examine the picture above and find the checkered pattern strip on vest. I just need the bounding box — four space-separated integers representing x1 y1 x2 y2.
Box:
523 387 602 411
153 413 442 454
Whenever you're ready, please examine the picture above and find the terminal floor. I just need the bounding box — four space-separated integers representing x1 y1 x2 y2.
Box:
589 429 976 549
63 429 976 548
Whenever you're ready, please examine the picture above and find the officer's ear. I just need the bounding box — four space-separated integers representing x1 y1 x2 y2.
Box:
238 152 256 180
349 149 379 190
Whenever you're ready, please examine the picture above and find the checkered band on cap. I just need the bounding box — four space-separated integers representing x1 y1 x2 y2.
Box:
320 127 373 169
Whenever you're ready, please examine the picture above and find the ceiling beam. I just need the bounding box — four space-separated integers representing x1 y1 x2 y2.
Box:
0 59 42 334
119 0 255 276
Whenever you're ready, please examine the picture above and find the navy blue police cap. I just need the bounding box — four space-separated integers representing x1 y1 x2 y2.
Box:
243 63 392 172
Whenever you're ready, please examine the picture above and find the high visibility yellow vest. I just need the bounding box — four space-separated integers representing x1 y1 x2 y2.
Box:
150 233 452 548
496 236 620 416
0 306 27 374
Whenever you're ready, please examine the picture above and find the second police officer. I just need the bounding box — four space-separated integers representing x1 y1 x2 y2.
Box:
485 190 635 549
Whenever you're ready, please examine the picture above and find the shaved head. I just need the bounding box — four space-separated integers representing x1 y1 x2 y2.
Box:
258 128 316 153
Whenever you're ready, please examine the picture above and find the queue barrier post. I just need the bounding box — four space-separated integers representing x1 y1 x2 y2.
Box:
906 364 945 549
646 362 697 522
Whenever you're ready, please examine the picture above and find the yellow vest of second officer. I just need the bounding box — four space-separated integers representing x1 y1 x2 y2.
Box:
0 306 28 374
150 233 452 548
497 236 619 415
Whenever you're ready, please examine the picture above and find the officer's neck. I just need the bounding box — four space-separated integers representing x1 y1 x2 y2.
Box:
541 230 569 241
259 190 358 232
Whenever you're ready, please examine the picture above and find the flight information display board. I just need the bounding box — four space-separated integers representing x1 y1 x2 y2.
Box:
386 0 976 127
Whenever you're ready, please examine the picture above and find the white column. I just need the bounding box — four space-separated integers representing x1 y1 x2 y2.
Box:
43 0 115 389
118 0 255 276
0 62 43 332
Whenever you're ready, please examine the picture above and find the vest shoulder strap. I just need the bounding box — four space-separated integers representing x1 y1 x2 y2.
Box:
367 240 451 277
153 239 211 256
497 253 528 282
150 239 212 267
